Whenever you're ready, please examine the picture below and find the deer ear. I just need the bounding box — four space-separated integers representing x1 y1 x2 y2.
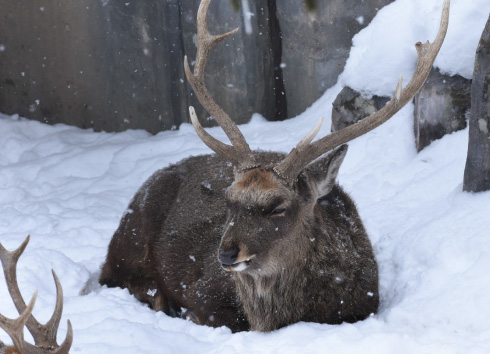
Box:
305 144 348 198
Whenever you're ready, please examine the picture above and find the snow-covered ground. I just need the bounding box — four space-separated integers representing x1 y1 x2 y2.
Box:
1 0 490 353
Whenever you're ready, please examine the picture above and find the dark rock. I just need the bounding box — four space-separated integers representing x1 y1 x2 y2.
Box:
463 15 490 192
331 86 389 132
414 68 471 152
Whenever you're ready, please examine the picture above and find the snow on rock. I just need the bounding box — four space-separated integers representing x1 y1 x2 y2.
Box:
1 0 490 353
342 0 490 96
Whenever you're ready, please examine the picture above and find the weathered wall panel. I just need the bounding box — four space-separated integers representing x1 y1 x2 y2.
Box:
0 0 393 133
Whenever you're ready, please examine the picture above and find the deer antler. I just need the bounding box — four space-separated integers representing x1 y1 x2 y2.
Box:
184 0 257 171
184 0 450 184
0 236 73 354
274 0 450 183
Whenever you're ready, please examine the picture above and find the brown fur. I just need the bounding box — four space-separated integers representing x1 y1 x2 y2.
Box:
3 347 21 354
236 168 280 191
99 147 379 332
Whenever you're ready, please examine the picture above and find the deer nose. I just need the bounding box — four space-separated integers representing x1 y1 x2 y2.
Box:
219 248 239 266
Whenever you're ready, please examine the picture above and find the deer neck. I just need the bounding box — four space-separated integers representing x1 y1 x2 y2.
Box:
234 260 311 331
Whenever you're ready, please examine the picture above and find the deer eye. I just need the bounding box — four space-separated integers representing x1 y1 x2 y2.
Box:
270 208 286 216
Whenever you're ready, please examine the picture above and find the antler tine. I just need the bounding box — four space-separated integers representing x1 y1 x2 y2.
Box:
189 0 238 80
184 0 257 170
0 289 43 354
0 236 32 319
295 117 324 151
50 318 73 354
0 236 73 353
189 106 246 163
275 0 450 183
36 269 72 351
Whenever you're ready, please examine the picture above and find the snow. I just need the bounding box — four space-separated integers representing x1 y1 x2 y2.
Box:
342 0 490 96
1 0 490 353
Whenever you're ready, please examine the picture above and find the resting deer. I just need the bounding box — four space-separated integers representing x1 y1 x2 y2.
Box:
0 236 72 353
100 0 449 332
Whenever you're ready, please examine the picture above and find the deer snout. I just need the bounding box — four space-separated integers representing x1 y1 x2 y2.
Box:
218 245 255 272
219 248 239 266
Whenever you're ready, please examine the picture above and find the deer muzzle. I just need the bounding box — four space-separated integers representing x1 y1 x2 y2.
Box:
218 247 255 272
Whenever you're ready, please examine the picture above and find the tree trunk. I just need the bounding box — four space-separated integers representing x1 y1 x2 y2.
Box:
463 15 490 192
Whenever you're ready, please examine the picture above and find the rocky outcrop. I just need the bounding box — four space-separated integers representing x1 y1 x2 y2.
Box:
331 86 389 132
464 15 490 192
414 68 471 152
332 68 472 151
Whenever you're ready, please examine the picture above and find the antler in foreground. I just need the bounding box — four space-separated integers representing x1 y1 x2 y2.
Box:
184 0 450 183
0 236 73 354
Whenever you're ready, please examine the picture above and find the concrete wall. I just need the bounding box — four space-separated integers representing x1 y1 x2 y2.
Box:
277 0 393 118
0 0 393 133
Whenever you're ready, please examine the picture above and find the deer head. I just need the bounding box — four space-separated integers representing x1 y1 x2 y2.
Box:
184 0 449 273
0 236 73 354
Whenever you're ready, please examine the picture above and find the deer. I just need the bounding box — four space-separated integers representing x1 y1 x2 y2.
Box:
0 236 73 354
99 0 449 332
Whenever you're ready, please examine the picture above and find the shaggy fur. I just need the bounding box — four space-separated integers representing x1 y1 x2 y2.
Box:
99 147 379 332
